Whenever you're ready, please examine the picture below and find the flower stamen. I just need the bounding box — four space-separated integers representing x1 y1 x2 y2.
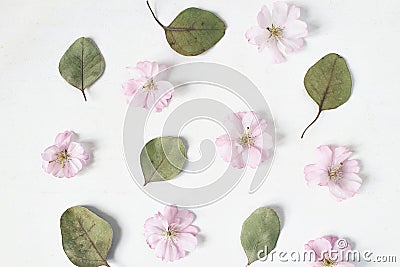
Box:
328 162 344 181
241 126 255 146
142 78 156 91
267 24 283 38
322 258 336 266
54 150 70 168
164 225 178 241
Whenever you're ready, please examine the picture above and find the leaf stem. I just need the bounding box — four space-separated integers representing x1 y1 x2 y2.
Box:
80 41 86 102
81 90 87 101
301 109 322 139
146 1 166 29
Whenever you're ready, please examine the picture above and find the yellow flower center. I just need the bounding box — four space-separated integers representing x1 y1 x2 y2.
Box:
267 24 283 38
165 226 177 239
55 150 70 168
328 162 344 181
142 78 156 91
241 127 254 146
322 258 336 266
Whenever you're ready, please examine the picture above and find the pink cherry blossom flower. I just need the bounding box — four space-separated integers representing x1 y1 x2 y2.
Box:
122 61 174 112
41 131 89 178
245 2 308 63
304 145 362 201
215 112 273 169
144 205 199 262
305 236 355 267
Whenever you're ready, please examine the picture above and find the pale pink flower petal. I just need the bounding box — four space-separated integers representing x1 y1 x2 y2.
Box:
333 146 353 166
305 236 354 267
306 237 332 257
245 26 269 52
122 78 144 101
50 162 64 178
145 92 157 110
144 217 165 238
154 239 168 260
238 112 258 131
55 131 74 147
123 61 174 111
215 134 233 162
322 235 339 247
231 150 247 169
305 145 362 201
130 90 150 109
152 62 169 79
41 131 89 178
68 142 89 161
330 237 352 262
176 209 195 229
154 91 173 112
246 1 308 63
225 113 244 136
247 146 263 169
163 205 178 224
304 164 329 186
41 145 59 161
254 132 273 162
180 225 199 235
176 233 197 252
45 161 60 175
279 36 304 53
215 112 272 169
257 5 272 28
265 39 285 64
283 20 308 39
342 159 360 173
146 234 163 249
163 241 179 262
328 173 362 201
156 67 169 81
136 61 154 78
272 1 289 26
150 61 160 77
144 205 198 262
317 145 334 166
286 4 300 21
153 80 174 112
246 114 267 137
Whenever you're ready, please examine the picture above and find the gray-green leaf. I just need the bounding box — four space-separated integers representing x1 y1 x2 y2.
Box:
140 136 187 186
147 1 226 56
60 206 113 267
240 207 281 266
59 37 105 101
301 53 352 138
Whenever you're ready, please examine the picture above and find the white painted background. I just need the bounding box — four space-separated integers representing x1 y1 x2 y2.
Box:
1 0 399 266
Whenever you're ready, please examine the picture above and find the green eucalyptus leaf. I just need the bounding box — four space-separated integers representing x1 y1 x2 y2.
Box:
146 1 226 56
59 37 105 101
140 136 187 186
240 207 281 266
60 206 113 267
301 53 352 138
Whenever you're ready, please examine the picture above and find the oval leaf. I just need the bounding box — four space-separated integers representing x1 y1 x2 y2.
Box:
240 207 281 266
147 1 226 56
301 53 352 138
59 37 105 101
60 206 113 267
140 136 187 186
